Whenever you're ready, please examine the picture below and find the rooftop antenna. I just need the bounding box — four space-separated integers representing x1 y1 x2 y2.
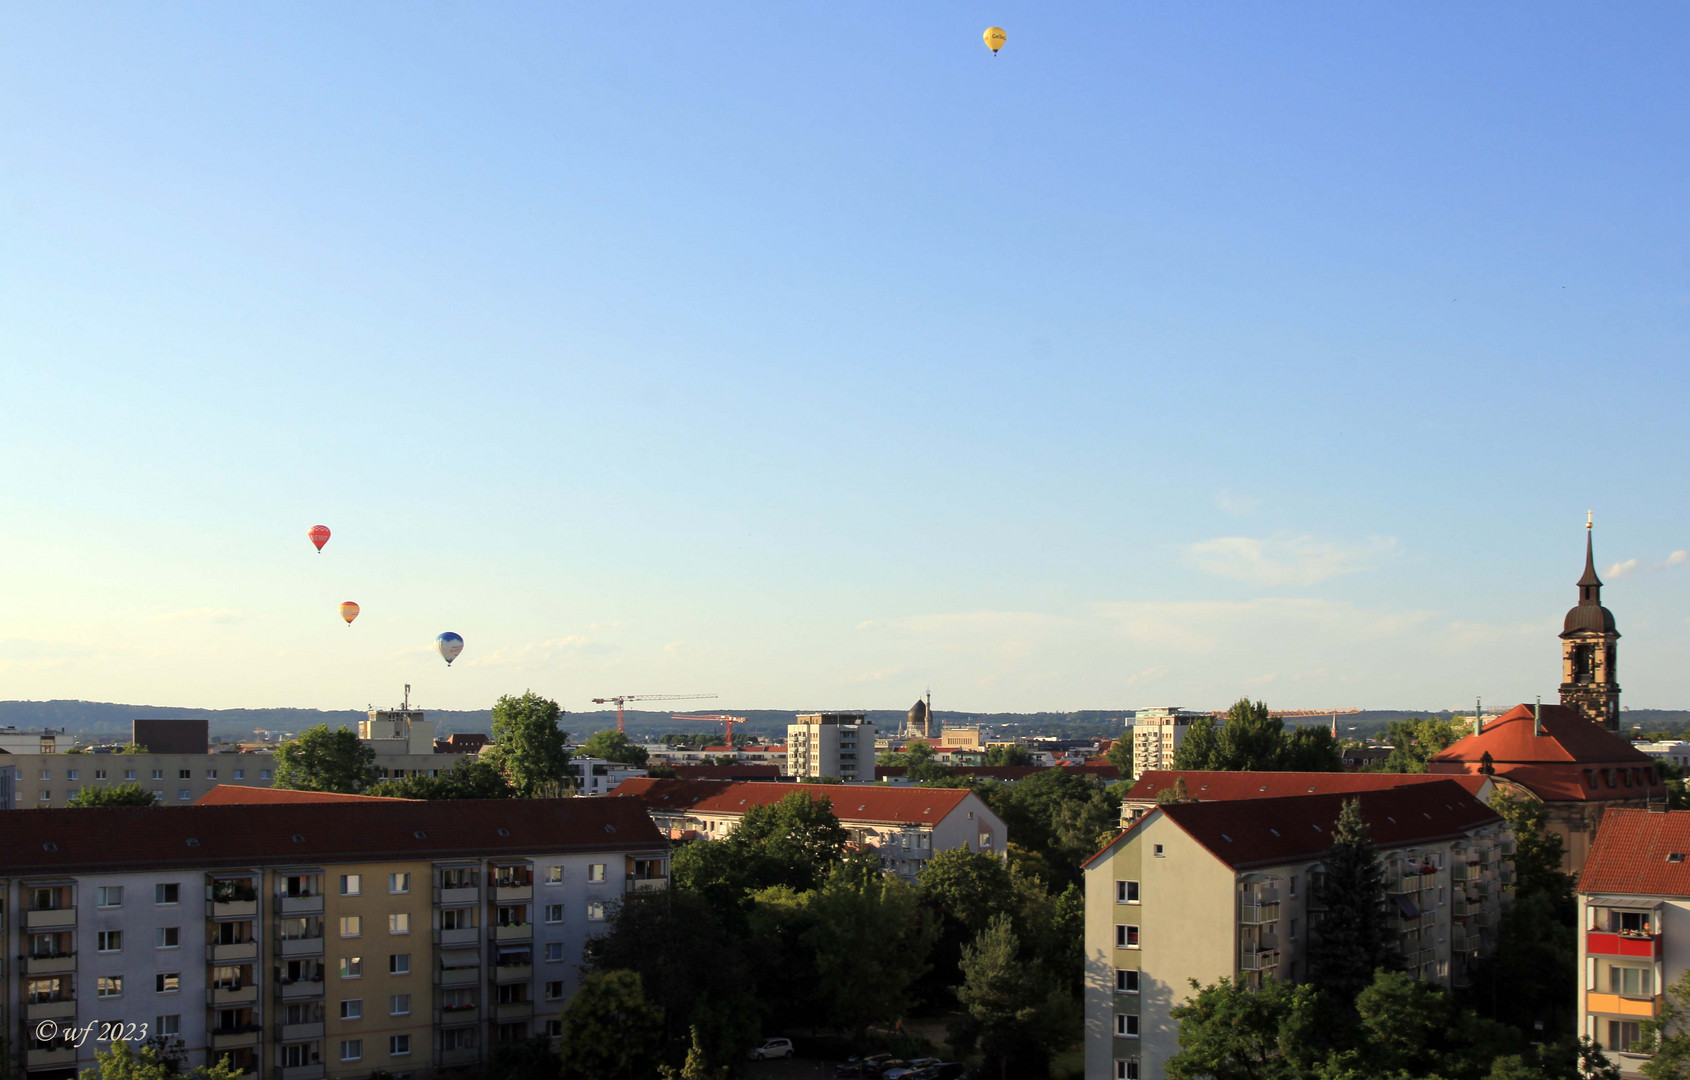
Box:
403 684 411 711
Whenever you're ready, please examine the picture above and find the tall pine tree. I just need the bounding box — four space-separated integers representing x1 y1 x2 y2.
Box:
1307 797 1394 1004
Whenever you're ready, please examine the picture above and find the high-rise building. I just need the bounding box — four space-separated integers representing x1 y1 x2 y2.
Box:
1561 516 1622 731
1128 708 1205 780
785 713 876 782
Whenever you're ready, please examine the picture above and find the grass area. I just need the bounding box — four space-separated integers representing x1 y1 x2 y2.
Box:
1050 1045 1085 1080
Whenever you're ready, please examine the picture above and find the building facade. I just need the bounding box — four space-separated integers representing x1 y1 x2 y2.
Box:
1082 782 1513 1080
785 714 876 782
1127 710 1206 781
1561 521 1622 731
1 798 667 1080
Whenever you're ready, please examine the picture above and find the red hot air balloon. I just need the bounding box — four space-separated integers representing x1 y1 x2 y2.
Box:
340 601 360 626
308 525 331 552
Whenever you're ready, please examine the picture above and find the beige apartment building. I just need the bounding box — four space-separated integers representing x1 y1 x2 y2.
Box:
1 796 667 1080
1082 781 1513 1080
1126 710 1206 781
786 713 877 782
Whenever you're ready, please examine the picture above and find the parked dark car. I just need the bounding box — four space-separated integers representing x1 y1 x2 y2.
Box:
835 1054 893 1077
907 1065 965 1080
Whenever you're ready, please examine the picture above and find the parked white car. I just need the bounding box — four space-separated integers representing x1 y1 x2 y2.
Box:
748 1038 795 1061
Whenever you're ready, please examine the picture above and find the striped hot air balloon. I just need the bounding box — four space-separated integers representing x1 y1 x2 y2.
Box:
339 601 360 626
308 525 331 552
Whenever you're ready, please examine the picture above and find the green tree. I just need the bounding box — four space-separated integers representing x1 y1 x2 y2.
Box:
1157 777 1193 805
580 730 649 768
1105 737 1132 775
1214 699 1285 770
1489 786 1574 908
803 863 936 1038
1173 715 1221 770
658 1027 729 1080
983 744 1035 767
1380 717 1465 773
731 791 848 891
485 691 571 797
80 1041 244 1080
66 783 157 807
1639 968 1690 1079
1163 975 1325 1080
953 914 1065 1080
982 768 1119 887
1307 797 1394 1004
556 970 664 1080
272 724 379 793
1280 726 1344 772
372 756 514 799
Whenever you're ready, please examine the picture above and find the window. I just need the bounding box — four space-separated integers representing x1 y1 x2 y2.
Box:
340 957 362 979
153 790 164 801
98 930 123 952
97 976 123 998
340 874 361 896
340 1040 362 1062
544 943 564 962
67 769 79 781
588 864 606 883
1115 1014 1139 1038
1152 844 1165 858
546 1019 563 1038
442 907 474 931
1609 1021 1641 1053
156 883 180 905
1116 880 1139 904
340 916 361 937
125 769 136 780
157 927 180 948
545 980 565 1001
1116 969 1139 994
206 769 217 779
179 769 191 780
40 769 50 780
546 866 563 884
544 904 563 923
390 1035 411 1057
1611 965 1654 997
233 768 245 780
36 791 50 803
389 873 410 894
156 1015 180 1037
390 954 410 975
1289 874 1299 897
280 1045 314 1069
260 769 272 780
1289 919 1299 941
390 994 411 1016
152 769 164 780
98 886 124 907
177 789 191 801
340 999 363 1020
389 913 410 934
1115 925 1140 948
1116 1060 1140 1080
94 768 107 780
587 901 606 922
155 972 180 994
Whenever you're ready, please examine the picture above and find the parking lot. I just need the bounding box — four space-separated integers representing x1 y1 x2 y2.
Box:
742 1057 838 1079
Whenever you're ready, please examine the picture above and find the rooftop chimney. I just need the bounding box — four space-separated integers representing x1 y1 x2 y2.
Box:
1534 696 1543 738
1475 698 1483 736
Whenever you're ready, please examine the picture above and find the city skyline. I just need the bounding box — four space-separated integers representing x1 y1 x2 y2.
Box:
4 6 1686 712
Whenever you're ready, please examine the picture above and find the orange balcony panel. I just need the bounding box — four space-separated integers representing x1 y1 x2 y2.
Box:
1587 992 1661 1018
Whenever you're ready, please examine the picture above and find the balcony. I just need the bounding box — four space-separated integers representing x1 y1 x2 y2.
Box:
1451 929 1480 953
209 984 259 1006
1239 902 1281 925
493 923 532 943
1499 838 1518 856
437 967 480 988
1239 949 1280 972
27 1048 77 1069
437 1007 481 1027
278 980 325 1001
1586 992 1662 1018
279 1023 324 1042
1391 875 1423 895
277 895 324 916
437 885 479 906
1453 897 1475 918
492 884 533 903
276 937 324 958
26 999 77 1020
277 1065 324 1080
1452 863 1479 883
1499 865 1517 885
24 908 77 930
25 954 76 975
493 963 533 983
625 876 668 894
212 941 259 963
436 927 480 948
494 1001 534 1022
211 890 259 918
439 1048 481 1067
210 1027 263 1050
1588 931 1662 960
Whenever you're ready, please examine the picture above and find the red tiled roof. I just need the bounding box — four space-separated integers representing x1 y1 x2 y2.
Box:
668 765 784 780
0 798 665 876
1427 703 1665 803
877 764 1122 782
1579 809 1690 896
196 785 413 805
613 777 973 827
1147 780 1500 871
1127 771 1490 803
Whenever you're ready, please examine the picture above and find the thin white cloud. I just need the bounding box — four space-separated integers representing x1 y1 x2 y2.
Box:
463 635 608 669
1609 551 1689 579
1186 533 1400 587
1214 489 1263 516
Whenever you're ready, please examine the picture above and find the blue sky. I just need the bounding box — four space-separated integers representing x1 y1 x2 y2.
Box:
3 4 1686 714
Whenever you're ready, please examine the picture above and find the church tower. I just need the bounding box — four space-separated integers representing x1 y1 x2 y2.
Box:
1559 514 1621 730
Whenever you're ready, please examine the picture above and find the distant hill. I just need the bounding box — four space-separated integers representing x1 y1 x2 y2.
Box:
3 700 1685 745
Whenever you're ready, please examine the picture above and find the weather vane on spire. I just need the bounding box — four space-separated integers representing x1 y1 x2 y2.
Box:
1587 510 1593 530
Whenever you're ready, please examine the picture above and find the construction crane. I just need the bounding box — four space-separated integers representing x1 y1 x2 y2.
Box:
671 714 748 750
591 693 717 735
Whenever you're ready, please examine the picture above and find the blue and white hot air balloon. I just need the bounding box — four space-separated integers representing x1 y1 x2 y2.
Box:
436 632 464 667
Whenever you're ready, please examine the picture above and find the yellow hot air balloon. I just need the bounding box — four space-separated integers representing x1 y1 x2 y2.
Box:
339 601 360 626
983 26 1006 55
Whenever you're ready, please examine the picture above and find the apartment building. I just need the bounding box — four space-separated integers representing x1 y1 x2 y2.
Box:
786 714 876 782
1 797 667 1080
1576 807 1690 1071
1126 709 1206 781
612 778 1004 881
1082 781 1513 1080
565 758 647 796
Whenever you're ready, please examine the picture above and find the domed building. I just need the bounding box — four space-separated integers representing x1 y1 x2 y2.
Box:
1560 516 1622 730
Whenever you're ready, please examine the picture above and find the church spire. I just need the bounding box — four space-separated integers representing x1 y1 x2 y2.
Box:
1578 511 1602 600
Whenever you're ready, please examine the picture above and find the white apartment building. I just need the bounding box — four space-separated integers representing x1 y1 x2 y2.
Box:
566 757 647 796
786 713 876 782
1127 709 1206 780
613 778 1004 881
1576 807 1690 1071
1082 781 1513 1080
0 727 67 755
1632 741 1690 770
2 796 668 1080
